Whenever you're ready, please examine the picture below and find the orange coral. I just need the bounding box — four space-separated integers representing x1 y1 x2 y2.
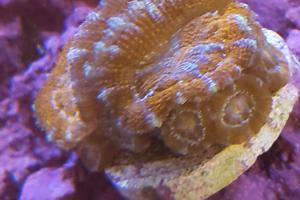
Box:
34 0 289 170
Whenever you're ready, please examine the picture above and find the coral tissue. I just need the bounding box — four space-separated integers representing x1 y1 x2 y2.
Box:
34 0 289 171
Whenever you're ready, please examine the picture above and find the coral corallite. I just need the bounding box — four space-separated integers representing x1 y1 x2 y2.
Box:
34 0 289 171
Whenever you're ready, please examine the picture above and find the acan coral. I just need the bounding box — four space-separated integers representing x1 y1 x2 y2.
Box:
34 0 290 172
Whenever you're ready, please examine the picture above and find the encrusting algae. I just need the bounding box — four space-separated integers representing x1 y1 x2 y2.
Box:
34 1 299 199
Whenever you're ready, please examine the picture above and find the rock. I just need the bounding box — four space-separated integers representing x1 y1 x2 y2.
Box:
287 29 300 59
0 0 120 198
0 124 65 183
286 6 300 28
20 167 76 200
238 0 291 35
0 0 97 199
0 169 18 200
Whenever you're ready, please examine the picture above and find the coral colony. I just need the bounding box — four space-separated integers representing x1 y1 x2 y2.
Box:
35 0 289 168
33 0 299 199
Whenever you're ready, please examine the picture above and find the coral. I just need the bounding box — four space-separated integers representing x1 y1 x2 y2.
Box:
34 0 290 171
0 0 300 199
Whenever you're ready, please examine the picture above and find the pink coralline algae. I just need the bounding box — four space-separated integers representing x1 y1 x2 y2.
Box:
287 30 300 59
20 167 76 200
0 0 300 200
0 0 121 200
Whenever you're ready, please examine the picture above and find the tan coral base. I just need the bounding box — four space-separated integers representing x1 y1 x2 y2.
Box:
164 83 299 200
105 83 298 200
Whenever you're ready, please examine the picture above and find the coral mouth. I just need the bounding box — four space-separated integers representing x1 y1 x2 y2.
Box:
161 102 208 155
221 91 255 127
206 74 272 145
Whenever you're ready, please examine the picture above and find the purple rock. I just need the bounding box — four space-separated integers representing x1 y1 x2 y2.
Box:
20 167 76 200
0 169 18 200
287 29 300 59
286 6 300 28
0 0 122 198
238 0 292 36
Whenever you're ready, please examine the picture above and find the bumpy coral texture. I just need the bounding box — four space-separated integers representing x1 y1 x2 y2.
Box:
34 0 289 170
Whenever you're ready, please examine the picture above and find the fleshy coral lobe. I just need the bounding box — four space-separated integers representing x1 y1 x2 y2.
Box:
34 0 290 172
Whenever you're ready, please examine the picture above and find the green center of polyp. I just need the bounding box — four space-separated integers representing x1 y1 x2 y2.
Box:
173 111 204 142
223 92 254 126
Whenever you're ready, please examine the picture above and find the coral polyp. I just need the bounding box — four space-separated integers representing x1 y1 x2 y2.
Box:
161 102 210 155
206 74 272 144
34 0 289 170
